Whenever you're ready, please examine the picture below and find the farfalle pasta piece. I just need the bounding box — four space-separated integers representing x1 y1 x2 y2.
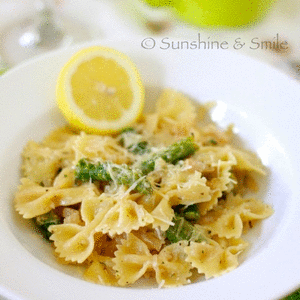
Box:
49 199 114 263
213 237 248 255
50 223 94 263
240 196 274 221
142 112 159 135
198 164 234 215
39 127 78 167
80 194 115 225
231 148 266 175
167 172 211 206
135 190 161 213
155 89 197 135
193 147 237 215
14 178 98 218
98 196 154 236
184 239 246 279
154 241 192 287
84 254 118 286
73 132 132 164
199 193 273 238
207 213 244 239
158 163 211 206
112 233 153 286
230 169 258 196
150 195 174 231
197 123 234 146
113 236 192 287
41 126 77 150
53 167 75 189
21 141 63 186
195 145 237 167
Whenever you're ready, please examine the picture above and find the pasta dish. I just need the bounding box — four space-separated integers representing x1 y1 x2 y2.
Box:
14 89 273 287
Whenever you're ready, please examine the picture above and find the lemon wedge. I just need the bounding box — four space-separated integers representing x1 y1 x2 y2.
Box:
56 46 145 134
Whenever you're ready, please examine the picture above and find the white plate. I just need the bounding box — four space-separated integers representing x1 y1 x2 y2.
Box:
0 38 300 300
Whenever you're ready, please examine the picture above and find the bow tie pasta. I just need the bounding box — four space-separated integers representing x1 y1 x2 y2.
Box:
14 89 273 288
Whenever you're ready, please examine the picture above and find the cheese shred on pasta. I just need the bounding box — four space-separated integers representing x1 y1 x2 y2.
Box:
14 89 273 287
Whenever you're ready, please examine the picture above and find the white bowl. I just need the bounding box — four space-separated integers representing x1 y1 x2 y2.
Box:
0 38 300 300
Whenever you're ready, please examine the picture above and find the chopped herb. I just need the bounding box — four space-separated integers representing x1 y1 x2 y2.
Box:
208 139 218 145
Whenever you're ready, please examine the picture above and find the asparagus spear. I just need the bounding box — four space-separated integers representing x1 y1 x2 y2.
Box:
141 136 199 175
75 137 198 194
166 213 205 244
75 159 152 195
128 141 148 155
173 204 200 222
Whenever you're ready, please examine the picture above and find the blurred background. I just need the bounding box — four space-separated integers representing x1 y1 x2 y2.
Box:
0 0 299 80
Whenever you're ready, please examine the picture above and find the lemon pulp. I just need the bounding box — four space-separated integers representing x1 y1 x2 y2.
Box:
56 46 144 134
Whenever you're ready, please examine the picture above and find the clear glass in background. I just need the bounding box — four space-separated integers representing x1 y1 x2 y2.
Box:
0 0 91 69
